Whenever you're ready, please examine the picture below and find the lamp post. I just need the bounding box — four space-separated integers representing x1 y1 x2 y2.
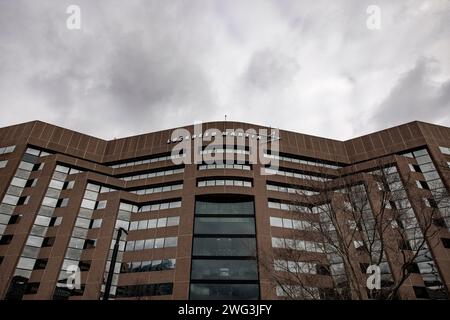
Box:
103 227 128 300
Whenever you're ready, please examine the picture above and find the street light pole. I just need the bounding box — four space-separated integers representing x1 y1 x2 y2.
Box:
103 227 128 300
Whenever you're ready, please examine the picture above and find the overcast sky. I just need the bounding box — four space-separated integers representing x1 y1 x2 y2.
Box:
0 0 449 140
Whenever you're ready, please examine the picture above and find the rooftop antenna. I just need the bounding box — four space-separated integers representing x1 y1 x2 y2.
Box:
224 115 227 121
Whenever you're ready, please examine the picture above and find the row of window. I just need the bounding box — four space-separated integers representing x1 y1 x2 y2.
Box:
129 216 180 231
0 145 16 155
200 148 249 155
274 259 318 274
119 167 184 181
110 153 185 169
121 259 176 273
125 236 178 251
130 183 183 195
0 154 42 238
276 285 320 299
198 163 251 171
12 165 74 282
268 200 327 214
25 147 51 157
272 237 324 253
264 153 341 169
116 283 173 297
264 168 332 181
197 179 252 188
266 183 320 196
270 216 319 231
118 200 182 214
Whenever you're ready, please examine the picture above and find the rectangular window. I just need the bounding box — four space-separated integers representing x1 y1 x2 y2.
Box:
190 283 259 300
33 259 48 270
191 259 258 280
193 237 256 257
194 217 256 235
0 235 13 245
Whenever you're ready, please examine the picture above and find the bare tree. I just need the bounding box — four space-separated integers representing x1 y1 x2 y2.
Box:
262 155 450 300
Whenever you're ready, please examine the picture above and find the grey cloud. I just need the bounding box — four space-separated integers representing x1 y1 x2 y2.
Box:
370 57 450 129
0 1 449 140
244 49 300 90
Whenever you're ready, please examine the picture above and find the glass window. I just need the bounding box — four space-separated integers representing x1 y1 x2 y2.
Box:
144 239 154 250
190 283 259 300
191 259 258 280
193 237 256 257
17 257 36 270
75 217 91 229
270 217 283 228
167 216 180 227
90 219 102 229
126 241 134 251
195 201 254 215
26 235 44 247
154 238 164 248
195 217 255 235
282 219 293 229
134 240 145 251
95 200 107 210
11 177 27 188
164 237 177 248
157 218 167 228
30 224 46 236
49 180 64 190
138 220 147 230
34 215 51 227
147 219 157 229
129 221 138 231
2 195 19 206
81 199 96 209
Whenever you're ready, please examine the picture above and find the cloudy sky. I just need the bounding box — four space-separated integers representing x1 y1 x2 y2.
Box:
0 0 449 140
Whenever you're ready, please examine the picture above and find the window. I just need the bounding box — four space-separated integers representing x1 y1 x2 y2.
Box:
167 216 180 227
164 237 177 248
26 235 44 247
191 259 258 280
8 215 21 225
192 237 256 257
25 179 37 188
33 259 48 270
24 282 40 295
116 283 173 297
442 238 450 249
144 239 154 250
0 160 7 168
413 286 429 299
42 237 55 247
0 235 13 245
3 194 19 205
406 263 420 274
195 217 256 235
154 238 164 249
63 181 75 190
95 200 107 210
190 283 259 300
79 260 91 271
83 239 96 249
89 219 102 229
49 216 62 227
17 257 36 270
56 198 69 208
270 217 283 228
